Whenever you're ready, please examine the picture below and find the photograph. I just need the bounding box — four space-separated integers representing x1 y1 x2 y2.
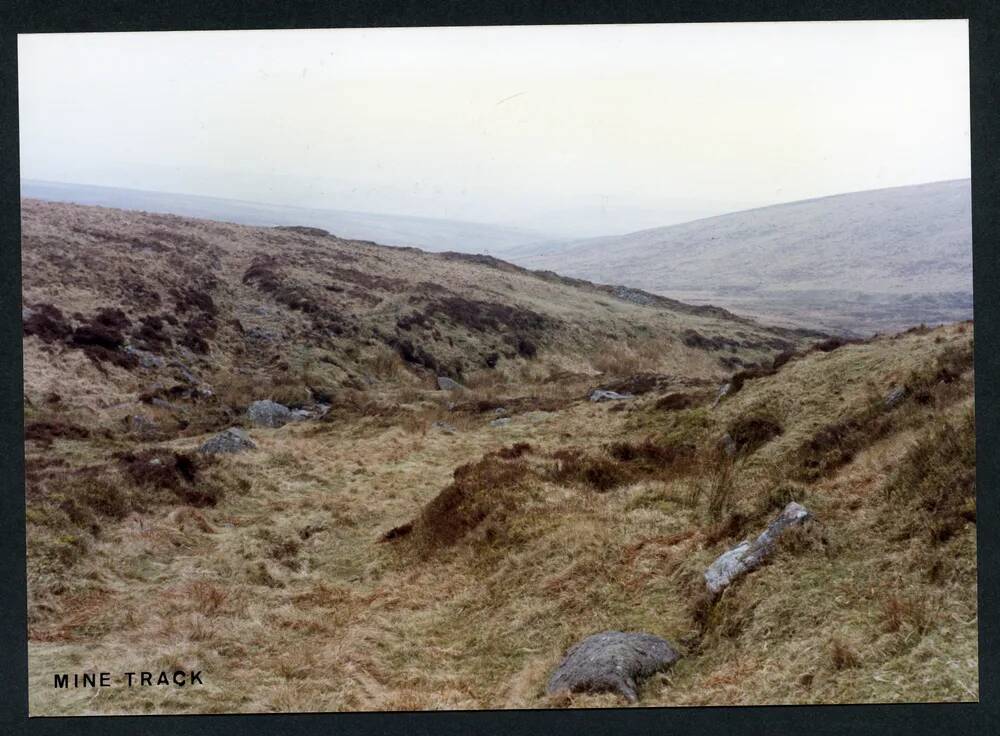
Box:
17 20 976 715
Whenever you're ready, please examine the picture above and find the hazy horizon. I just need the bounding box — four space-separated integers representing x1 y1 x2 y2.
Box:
19 21 970 238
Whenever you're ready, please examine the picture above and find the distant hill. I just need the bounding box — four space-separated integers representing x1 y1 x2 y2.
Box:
20 179 556 254
504 180 973 335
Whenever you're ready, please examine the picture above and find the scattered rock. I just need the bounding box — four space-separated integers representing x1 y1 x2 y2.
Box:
490 417 511 428
493 407 510 416
433 420 457 434
589 389 634 402
124 414 158 438
199 427 256 455
437 376 466 391
711 382 732 409
720 433 738 457
171 361 199 385
290 409 313 422
247 399 292 428
704 501 812 597
547 631 681 703
124 346 164 369
884 386 907 409
245 326 277 342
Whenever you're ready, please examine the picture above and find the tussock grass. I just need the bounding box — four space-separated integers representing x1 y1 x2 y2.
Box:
21 205 978 715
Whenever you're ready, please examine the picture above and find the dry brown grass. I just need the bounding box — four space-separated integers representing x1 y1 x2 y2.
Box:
20 200 978 714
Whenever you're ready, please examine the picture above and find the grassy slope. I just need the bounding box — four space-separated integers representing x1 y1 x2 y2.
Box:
21 201 976 713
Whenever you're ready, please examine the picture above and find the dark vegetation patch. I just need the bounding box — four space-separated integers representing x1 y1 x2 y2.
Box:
168 285 219 354
396 312 431 331
726 412 784 455
550 449 632 493
494 442 533 459
23 303 72 343
273 225 330 237
422 295 548 336
325 266 407 293
794 403 896 482
598 373 667 396
813 337 856 353
437 251 525 274
115 449 221 507
242 258 353 340
385 336 448 375
132 315 173 352
772 350 796 369
795 340 973 481
65 310 139 369
549 439 696 492
171 286 217 318
505 333 538 359
655 392 697 411
883 411 975 543
682 329 741 352
118 277 162 310
728 365 778 395
401 453 534 551
25 420 92 447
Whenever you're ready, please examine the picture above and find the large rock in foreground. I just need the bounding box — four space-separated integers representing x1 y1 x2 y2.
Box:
704 501 811 597
199 427 256 455
547 631 680 703
247 400 291 428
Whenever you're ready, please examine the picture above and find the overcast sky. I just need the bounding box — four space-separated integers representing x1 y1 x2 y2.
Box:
18 21 970 238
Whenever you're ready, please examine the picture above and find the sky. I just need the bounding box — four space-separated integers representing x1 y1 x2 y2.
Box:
18 21 970 238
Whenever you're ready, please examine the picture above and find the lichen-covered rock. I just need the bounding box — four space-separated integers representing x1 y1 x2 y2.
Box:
589 389 634 402
247 400 291 428
711 382 732 408
547 631 680 703
124 414 158 438
124 346 164 369
199 427 256 454
437 376 465 391
433 420 457 434
884 386 907 409
704 501 812 596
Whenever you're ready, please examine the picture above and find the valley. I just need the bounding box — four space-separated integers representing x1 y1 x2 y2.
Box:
21 199 977 713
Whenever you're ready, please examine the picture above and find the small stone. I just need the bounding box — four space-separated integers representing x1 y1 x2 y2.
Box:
199 427 256 455
125 414 158 437
124 346 164 369
884 386 907 409
589 389 634 402
711 382 732 409
437 376 465 391
490 417 511 428
433 420 457 434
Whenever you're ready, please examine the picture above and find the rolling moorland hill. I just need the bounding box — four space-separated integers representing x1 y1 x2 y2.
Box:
504 179 973 336
21 179 558 254
21 199 975 713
